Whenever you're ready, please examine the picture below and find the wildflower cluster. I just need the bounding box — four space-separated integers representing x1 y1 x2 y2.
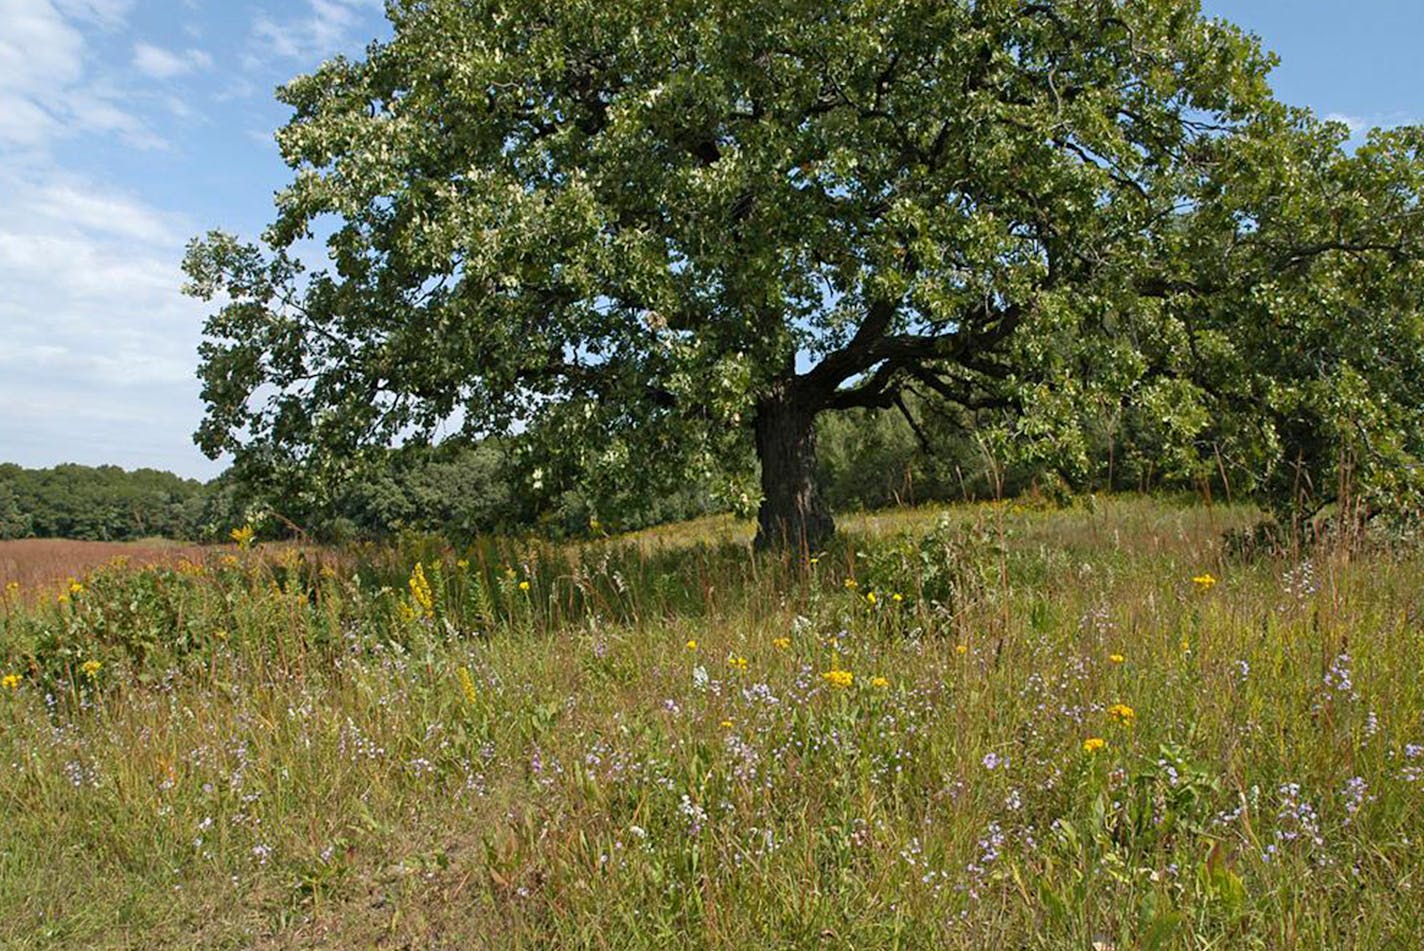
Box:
1106 703 1136 726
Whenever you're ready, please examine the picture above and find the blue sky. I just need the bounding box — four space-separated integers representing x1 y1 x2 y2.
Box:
1 1 1420 480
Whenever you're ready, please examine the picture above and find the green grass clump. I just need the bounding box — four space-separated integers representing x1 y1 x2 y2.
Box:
2 496 1424 948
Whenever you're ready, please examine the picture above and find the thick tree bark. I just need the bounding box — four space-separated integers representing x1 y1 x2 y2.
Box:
753 386 834 552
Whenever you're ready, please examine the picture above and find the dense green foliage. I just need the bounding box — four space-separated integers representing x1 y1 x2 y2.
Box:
0 464 211 542
4 499 1424 945
185 0 1424 548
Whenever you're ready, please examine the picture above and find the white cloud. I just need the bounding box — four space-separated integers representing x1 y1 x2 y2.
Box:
54 0 133 30
248 0 384 66
1325 112 1368 134
133 42 213 80
1324 111 1421 139
0 168 218 475
0 0 157 152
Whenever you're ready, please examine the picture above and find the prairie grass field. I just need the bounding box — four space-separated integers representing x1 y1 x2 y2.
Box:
3 496 1424 948
0 539 217 599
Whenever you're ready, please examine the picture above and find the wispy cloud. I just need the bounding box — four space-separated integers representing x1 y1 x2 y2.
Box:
0 0 159 152
133 42 213 80
0 167 218 474
53 0 132 30
248 0 383 67
1324 111 1421 139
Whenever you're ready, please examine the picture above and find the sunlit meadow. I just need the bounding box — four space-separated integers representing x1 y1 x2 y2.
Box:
3 497 1424 948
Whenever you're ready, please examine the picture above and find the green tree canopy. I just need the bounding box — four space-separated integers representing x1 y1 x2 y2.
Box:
185 0 1424 547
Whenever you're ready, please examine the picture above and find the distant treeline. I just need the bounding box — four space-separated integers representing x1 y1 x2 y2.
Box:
0 464 214 542
1 397 1210 543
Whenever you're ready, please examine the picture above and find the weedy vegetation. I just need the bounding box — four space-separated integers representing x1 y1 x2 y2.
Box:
3 497 1424 948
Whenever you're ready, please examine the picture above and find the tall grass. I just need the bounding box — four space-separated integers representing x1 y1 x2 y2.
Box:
2 497 1422 947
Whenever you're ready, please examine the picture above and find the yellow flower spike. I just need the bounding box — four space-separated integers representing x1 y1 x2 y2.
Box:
1109 653 1125 665
456 666 478 706
229 524 255 549
1083 737 1107 753
822 669 854 688
2 673 20 690
870 676 890 689
408 563 435 619
772 637 791 650
685 639 698 651
1192 573 1217 592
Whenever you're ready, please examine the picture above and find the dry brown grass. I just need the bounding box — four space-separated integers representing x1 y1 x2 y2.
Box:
0 538 215 595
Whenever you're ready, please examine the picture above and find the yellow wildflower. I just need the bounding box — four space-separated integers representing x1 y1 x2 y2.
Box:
955 643 968 655
408 562 435 619
1192 573 1217 592
892 593 903 603
772 637 791 650
229 524 255 549
455 559 469 570
1107 703 1136 726
809 556 820 566
720 719 734 729
80 659 102 680
1109 653 1125 665
1083 737 1107 753
68 579 84 596
865 592 877 605
685 639 698 651
2 673 20 690
457 666 478 706
844 578 858 589
822 669 854 689
870 676 890 689
728 655 748 672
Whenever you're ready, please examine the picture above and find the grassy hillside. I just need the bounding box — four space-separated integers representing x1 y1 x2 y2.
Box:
2 497 1422 947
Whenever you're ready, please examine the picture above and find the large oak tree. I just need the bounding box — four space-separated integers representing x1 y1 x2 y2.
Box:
185 0 1424 547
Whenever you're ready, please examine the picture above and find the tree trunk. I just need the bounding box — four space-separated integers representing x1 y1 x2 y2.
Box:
753 387 834 552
